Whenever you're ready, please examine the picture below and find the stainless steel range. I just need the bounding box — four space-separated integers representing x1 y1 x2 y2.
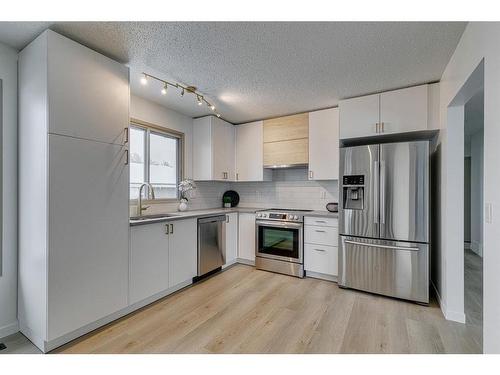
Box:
255 209 312 278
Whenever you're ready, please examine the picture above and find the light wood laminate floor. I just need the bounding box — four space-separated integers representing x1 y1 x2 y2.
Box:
49 264 481 354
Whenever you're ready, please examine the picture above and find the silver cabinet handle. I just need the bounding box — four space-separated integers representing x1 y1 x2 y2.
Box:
124 127 129 143
124 150 129 165
165 224 169 235
226 215 229 223
314 248 326 252
344 240 418 251
315 220 326 223
373 160 379 224
170 224 174 234
236 173 239 181
309 171 313 179
380 161 386 225
380 122 385 133
375 123 379 133
315 230 326 233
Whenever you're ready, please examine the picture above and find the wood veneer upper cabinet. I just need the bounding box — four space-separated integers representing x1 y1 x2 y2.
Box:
263 112 309 142
263 113 309 166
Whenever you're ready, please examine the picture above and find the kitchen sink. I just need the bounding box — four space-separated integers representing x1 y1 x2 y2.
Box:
130 213 180 221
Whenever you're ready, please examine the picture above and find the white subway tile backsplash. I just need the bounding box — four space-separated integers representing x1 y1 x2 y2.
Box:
132 168 338 214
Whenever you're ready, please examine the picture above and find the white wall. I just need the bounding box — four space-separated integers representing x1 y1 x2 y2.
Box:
470 130 483 256
130 95 231 213
438 22 500 353
0 42 18 338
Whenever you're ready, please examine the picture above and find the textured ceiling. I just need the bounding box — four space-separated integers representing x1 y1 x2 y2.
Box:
0 22 466 124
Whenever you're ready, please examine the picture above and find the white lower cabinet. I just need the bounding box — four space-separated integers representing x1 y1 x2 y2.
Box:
238 213 256 263
168 219 197 288
304 216 339 280
130 219 197 305
304 244 338 277
130 222 170 304
224 213 239 267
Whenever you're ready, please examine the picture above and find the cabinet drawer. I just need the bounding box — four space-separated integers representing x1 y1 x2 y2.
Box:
304 225 338 246
304 216 338 227
304 244 338 276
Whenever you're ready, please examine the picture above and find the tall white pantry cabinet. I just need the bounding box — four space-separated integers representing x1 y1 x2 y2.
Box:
18 30 130 352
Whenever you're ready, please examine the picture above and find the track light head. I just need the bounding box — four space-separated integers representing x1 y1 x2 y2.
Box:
197 96 203 106
140 74 148 85
210 105 215 111
161 84 168 95
180 88 184 97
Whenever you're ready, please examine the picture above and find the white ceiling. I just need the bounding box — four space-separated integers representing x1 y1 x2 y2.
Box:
0 22 467 124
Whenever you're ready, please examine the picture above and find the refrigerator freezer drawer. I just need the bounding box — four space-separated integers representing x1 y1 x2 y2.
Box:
338 236 429 303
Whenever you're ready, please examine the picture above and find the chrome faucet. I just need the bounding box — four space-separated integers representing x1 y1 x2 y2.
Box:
137 183 155 216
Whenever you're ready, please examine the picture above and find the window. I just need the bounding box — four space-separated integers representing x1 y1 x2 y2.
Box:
129 120 183 200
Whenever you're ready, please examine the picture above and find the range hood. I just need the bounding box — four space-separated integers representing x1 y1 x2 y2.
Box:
264 163 308 169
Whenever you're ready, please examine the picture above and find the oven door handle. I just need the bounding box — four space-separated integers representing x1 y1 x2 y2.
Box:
256 220 303 229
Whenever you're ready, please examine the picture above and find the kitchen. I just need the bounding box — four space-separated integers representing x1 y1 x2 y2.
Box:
0 13 498 369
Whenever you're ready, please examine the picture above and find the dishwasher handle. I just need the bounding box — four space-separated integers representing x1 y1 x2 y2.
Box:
198 215 227 224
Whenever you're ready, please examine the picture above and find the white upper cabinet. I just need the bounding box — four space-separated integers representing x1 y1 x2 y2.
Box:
339 93 380 139
193 116 236 181
379 85 428 135
235 121 272 182
308 108 339 180
339 84 429 139
47 30 129 144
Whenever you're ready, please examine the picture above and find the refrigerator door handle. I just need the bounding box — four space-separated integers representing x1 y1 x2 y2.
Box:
344 240 419 252
373 161 379 224
380 160 386 224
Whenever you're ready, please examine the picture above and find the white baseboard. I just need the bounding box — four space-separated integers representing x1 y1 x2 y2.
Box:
0 321 19 339
431 280 466 324
236 258 255 266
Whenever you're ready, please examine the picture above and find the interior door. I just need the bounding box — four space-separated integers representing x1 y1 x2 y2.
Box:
339 144 379 239
379 141 429 243
48 134 129 340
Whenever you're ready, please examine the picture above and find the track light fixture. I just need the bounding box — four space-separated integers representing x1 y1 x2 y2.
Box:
140 72 221 118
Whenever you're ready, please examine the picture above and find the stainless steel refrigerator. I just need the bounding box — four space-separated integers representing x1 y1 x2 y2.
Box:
338 140 430 303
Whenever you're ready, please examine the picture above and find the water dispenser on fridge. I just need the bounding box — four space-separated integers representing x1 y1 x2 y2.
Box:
342 175 365 210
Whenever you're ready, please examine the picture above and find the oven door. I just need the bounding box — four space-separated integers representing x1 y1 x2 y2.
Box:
255 220 303 263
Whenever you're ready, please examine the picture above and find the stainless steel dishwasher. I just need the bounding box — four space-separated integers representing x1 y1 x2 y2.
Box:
197 215 226 279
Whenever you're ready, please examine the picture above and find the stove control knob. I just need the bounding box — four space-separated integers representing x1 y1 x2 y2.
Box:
294 215 299 220
257 213 261 217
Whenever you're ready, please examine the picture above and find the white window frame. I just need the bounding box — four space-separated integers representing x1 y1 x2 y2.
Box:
129 118 184 203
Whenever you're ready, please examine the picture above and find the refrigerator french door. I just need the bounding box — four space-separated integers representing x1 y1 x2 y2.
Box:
339 141 430 303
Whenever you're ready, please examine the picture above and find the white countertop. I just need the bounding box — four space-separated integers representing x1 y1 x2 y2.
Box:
130 206 338 226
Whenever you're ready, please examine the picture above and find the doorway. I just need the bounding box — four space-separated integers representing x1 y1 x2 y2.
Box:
463 89 484 331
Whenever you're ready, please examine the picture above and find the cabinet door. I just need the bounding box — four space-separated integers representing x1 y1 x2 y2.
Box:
222 121 236 181
224 213 239 266
47 31 129 145
380 85 428 134
47 134 129 340
238 213 256 262
168 219 197 288
212 118 228 181
236 121 264 181
339 93 379 139
304 244 338 276
308 108 339 180
130 222 170 305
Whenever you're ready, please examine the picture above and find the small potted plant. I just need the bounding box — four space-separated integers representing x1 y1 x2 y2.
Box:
223 196 232 208
178 179 197 212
